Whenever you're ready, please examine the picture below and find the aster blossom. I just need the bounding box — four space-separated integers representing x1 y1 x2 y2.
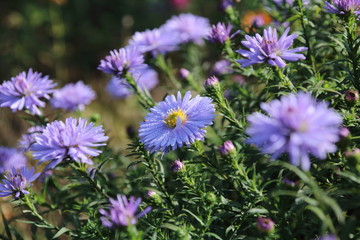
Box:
98 46 147 77
0 147 27 174
99 194 151 228
0 167 40 199
162 14 211 45
324 0 360 17
208 22 238 44
51 81 96 111
107 67 159 99
129 27 180 56
0 69 56 115
31 117 109 169
139 91 215 153
18 126 45 152
246 92 342 170
237 27 308 68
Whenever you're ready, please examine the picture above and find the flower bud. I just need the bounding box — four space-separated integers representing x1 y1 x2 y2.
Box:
337 127 351 150
204 192 217 206
257 217 275 233
219 140 236 155
344 89 358 104
178 68 190 80
218 0 234 11
147 190 162 204
204 76 219 88
345 148 360 172
171 160 185 172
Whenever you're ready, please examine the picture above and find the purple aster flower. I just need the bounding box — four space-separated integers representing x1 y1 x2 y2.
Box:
99 194 151 228
0 167 40 199
212 59 233 75
107 67 159 99
139 91 215 153
162 14 211 45
344 89 359 102
31 117 109 169
204 76 220 88
51 81 95 111
18 126 45 152
257 217 275 233
0 147 27 174
208 23 237 44
0 69 56 115
237 27 308 68
129 27 180 56
325 0 360 17
218 0 234 11
171 160 185 172
98 46 147 77
246 92 342 171
219 140 236 155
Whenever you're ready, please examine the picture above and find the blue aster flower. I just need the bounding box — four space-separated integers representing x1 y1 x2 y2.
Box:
129 27 181 56
139 91 215 153
107 67 159 99
99 195 151 228
236 27 308 68
31 117 109 169
51 81 96 111
0 167 40 199
0 147 27 174
18 126 45 152
0 69 56 115
325 0 360 17
246 92 342 170
162 14 211 45
98 46 147 77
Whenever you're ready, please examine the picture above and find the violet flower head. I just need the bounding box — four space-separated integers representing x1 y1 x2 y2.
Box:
139 91 215 153
246 92 342 170
257 217 275 233
212 59 233 75
129 28 180 56
219 140 236 155
163 14 211 45
107 67 159 99
31 117 109 169
237 27 308 68
325 0 360 17
0 147 27 174
204 76 219 88
0 167 40 199
218 0 234 11
208 23 234 44
318 234 337 240
0 69 56 115
51 81 95 111
98 46 147 77
18 126 45 152
99 194 151 228
171 160 185 172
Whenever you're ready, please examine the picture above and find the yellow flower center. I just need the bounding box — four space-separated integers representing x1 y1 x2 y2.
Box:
164 108 187 128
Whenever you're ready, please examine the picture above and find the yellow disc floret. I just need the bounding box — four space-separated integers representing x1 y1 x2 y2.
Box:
164 108 187 128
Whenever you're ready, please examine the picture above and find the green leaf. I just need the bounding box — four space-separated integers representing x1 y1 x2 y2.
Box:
182 209 205 226
52 227 71 239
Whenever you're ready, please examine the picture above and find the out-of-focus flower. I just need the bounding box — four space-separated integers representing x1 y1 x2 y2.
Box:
178 68 190 79
170 0 191 10
219 141 236 155
51 81 95 111
339 127 350 138
344 89 359 103
0 167 40 199
0 147 27 174
273 0 310 6
212 59 233 75
139 91 215 153
282 177 297 187
218 0 234 11
107 67 159 99
257 217 275 233
98 46 146 77
129 28 180 56
99 195 151 227
325 0 360 17
318 234 337 240
208 23 238 44
204 76 219 88
237 27 308 68
246 92 342 170
162 14 211 45
18 126 45 152
31 117 108 169
171 160 185 172
0 69 56 115
241 10 272 32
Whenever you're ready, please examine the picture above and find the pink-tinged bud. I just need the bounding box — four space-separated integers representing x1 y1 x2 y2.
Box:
178 68 190 79
257 217 275 233
339 127 350 139
171 160 185 172
169 0 191 10
204 76 219 88
147 190 156 198
282 178 297 187
218 0 234 11
344 89 359 103
219 140 235 155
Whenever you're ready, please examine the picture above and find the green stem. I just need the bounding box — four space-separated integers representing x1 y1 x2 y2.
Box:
155 54 181 89
274 66 297 92
125 73 156 109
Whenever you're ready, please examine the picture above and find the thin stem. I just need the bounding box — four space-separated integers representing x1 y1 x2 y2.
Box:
125 73 156 109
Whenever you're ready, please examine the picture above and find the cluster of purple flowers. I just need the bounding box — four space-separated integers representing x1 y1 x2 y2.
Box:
246 92 342 170
0 147 27 174
99 195 151 228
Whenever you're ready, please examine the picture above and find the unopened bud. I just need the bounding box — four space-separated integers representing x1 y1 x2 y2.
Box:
344 89 358 104
219 140 235 155
171 160 185 172
178 68 190 79
204 76 219 88
257 217 275 233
